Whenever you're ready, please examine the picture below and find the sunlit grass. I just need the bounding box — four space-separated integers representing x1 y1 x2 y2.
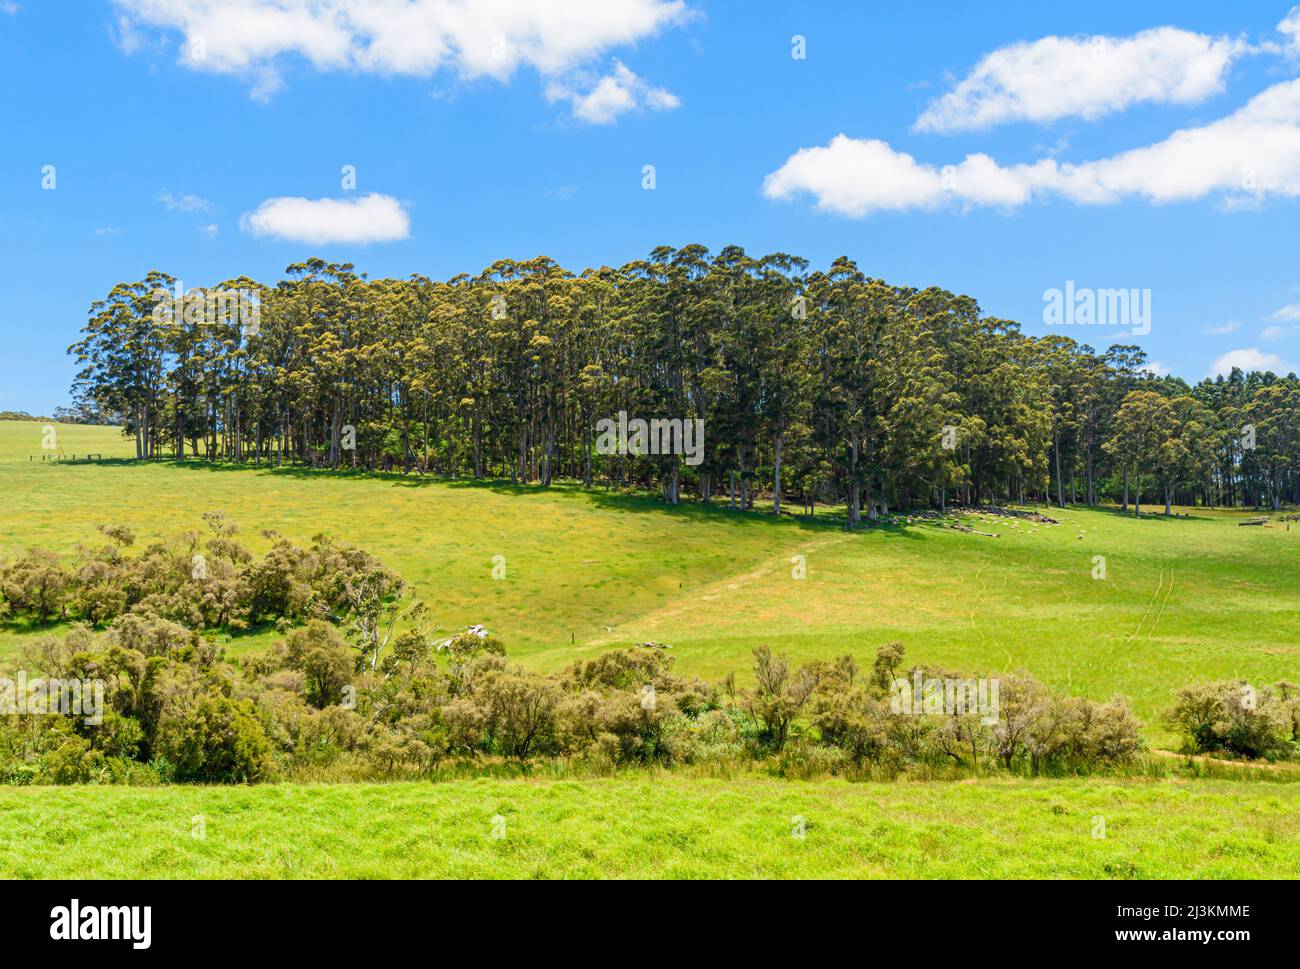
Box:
1 422 1297 878
0 419 136 462
1 421 1297 749
0 775 1295 879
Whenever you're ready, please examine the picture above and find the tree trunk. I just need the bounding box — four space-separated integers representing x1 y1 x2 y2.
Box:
1086 443 1095 505
848 439 861 526
772 433 783 515
329 396 342 470
1054 432 1064 508
473 410 483 479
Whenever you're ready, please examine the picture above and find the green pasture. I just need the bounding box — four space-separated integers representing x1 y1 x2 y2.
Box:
1 421 1297 748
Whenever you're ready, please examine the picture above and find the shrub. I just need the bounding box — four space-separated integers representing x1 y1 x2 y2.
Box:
43 733 106 784
90 711 146 760
281 620 354 709
1 762 39 785
1032 695 1144 768
564 648 676 692
579 732 622 775
480 669 558 758
1165 681 1294 760
812 656 892 764
1 549 70 624
3 525 1260 788
777 740 847 780
360 717 444 775
0 519 420 643
153 693 274 782
744 646 819 752
106 613 197 658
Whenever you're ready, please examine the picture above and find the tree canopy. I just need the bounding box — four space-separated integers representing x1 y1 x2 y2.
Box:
68 247 1300 516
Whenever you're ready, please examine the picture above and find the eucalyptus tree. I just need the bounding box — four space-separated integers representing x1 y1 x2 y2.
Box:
66 249 1298 518
1105 390 1175 516
69 271 175 459
1246 382 1300 509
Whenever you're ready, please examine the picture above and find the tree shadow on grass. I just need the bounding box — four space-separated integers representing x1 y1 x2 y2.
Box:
87 458 937 540
1060 503 1228 524
0 614 73 637
975 500 1247 526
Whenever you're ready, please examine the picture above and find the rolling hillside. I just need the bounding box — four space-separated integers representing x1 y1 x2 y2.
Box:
1 421 1296 745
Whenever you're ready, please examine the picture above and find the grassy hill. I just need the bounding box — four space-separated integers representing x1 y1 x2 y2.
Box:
0 418 137 462
0 420 1297 748
1 421 1298 878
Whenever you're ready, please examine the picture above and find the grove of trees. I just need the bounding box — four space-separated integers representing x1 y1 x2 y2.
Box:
68 247 1300 518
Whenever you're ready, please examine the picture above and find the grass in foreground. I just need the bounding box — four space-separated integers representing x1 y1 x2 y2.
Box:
1 775 1296 879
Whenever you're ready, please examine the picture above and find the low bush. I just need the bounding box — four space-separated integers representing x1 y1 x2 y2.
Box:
1165 680 1298 760
2 523 1286 787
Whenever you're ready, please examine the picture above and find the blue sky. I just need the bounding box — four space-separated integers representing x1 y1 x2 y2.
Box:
2 0 1299 414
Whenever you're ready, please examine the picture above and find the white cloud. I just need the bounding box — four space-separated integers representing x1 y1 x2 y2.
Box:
915 28 1245 133
200 223 220 239
112 0 688 102
763 136 1042 215
1268 300 1300 321
1280 7 1300 55
239 193 410 245
0 2 20 15
546 60 679 124
1146 360 1171 377
1209 347 1298 376
158 190 213 213
765 79 1300 216
1261 324 1298 341
1202 321 1242 335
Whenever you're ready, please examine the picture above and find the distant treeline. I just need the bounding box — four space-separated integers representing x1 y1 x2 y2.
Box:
68 249 1300 516
0 407 117 425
